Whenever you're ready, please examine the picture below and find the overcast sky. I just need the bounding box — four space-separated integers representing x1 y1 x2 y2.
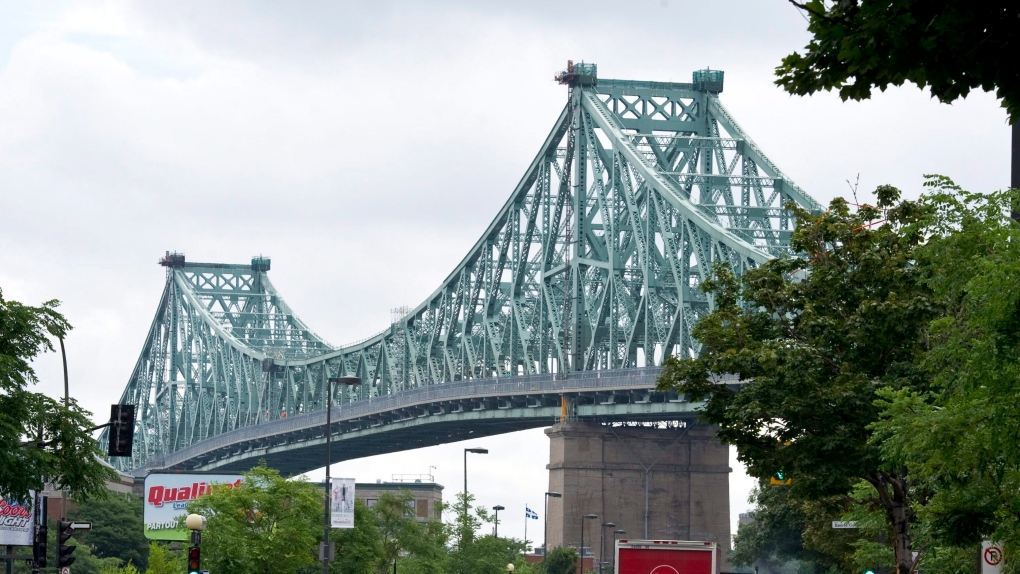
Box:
0 0 1010 548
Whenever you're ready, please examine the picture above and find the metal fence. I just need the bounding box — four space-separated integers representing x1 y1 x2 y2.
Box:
141 367 735 473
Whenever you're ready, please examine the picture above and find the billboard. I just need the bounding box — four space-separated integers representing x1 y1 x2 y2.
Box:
0 492 35 546
144 473 242 540
330 478 355 529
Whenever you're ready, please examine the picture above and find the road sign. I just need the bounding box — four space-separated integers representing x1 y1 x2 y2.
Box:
832 521 858 529
982 541 1003 574
69 521 92 530
61 567 70 574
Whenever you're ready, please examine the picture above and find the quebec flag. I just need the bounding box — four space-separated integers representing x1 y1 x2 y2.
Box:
526 507 538 519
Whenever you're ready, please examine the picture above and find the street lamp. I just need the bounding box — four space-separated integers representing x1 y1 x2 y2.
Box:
544 491 562 556
599 522 616 574
464 448 489 496
493 505 505 537
323 375 361 574
611 529 625 571
580 514 597 574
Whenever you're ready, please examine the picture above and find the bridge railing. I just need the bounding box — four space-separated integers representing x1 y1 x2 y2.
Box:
144 367 721 472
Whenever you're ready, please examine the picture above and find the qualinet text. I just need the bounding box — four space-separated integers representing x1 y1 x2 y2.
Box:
147 479 242 507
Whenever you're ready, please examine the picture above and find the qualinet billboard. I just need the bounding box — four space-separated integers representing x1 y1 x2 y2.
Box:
143 473 242 540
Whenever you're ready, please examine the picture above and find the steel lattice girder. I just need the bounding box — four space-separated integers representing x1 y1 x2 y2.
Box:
101 70 823 471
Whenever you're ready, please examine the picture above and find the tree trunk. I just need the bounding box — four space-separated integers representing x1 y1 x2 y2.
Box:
868 472 915 574
889 500 914 574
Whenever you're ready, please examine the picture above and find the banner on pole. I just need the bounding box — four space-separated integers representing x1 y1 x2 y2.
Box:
330 478 355 529
0 491 35 546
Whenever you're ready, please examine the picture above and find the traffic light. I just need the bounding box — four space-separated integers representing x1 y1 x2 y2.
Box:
58 520 76 567
33 522 47 568
108 403 135 457
188 545 201 574
770 470 791 485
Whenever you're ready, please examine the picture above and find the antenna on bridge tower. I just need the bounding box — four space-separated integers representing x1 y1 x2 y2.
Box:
159 251 185 268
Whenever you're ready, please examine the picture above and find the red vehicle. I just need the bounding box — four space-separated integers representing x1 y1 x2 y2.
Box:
615 539 718 574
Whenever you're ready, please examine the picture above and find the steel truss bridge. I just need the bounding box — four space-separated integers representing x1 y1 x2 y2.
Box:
100 63 822 476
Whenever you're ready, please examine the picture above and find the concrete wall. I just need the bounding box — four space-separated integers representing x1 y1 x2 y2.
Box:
545 422 731 571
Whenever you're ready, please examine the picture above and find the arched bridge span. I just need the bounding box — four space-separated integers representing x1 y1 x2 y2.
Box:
100 63 820 473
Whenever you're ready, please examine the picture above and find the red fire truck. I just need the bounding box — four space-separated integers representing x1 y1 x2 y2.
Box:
615 539 718 574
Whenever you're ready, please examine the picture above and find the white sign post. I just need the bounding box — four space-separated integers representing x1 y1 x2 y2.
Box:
330 478 355 529
982 541 1004 574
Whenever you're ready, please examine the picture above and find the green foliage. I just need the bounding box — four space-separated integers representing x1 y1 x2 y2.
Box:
660 175 1020 573
0 289 116 501
373 491 449 574
100 563 140 574
870 181 1020 553
446 491 527 574
657 185 933 574
776 1 1020 121
186 464 323 574
450 534 529 574
539 546 579 574
144 542 184 574
331 498 384 574
70 492 149 570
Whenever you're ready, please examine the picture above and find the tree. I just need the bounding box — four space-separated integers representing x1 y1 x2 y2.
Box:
732 484 853 573
657 185 936 574
447 492 528 574
70 492 149 570
0 289 116 502
371 491 448 574
869 181 1020 551
776 1 1020 217
452 534 529 574
144 542 185 574
185 464 322 574
776 1 1020 121
331 499 384 574
537 546 579 574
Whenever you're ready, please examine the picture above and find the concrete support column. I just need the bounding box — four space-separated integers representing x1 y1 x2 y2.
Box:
545 422 731 570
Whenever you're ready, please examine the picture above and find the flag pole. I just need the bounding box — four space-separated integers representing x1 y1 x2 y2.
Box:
525 504 528 552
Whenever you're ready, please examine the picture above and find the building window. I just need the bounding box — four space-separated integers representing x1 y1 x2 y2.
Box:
367 498 378 508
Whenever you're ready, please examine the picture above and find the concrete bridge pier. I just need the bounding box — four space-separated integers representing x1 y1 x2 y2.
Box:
544 422 731 569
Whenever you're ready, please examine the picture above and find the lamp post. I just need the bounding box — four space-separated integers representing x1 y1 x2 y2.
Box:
610 529 625 573
57 336 69 522
580 514 597 574
599 522 616 574
323 375 361 574
493 505 504 537
544 491 562 556
463 448 489 496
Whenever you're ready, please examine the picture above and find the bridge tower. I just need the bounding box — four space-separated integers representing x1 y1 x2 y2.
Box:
545 422 730 564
